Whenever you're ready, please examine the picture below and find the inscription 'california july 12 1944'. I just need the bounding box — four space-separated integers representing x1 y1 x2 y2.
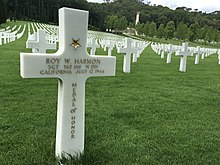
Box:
20 7 116 158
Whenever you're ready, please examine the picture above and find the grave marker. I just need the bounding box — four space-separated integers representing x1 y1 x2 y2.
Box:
20 7 116 158
218 49 220 64
166 44 174 64
177 42 191 72
26 29 56 53
133 41 141 63
87 38 100 55
0 32 2 45
194 46 201 64
118 38 135 73
160 44 165 59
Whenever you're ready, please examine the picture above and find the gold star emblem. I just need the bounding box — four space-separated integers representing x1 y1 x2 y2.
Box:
71 38 81 49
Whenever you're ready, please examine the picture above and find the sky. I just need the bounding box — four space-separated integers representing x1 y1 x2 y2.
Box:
87 0 220 13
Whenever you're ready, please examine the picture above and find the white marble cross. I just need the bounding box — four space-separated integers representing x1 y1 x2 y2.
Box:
177 42 191 72
194 46 201 64
133 41 141 63
104 40 114 56
201 49 205 59
218 49 220 64
26 29 56 53
118 38 135 73
20 7 116 158
3 33 8 44
166 44 174 64
160 44 165 59
87 38 100 55
0 32 2 45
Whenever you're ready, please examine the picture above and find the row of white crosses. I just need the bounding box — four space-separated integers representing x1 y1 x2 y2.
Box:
0 24 26 46
151 42 218 72
21 7 116 159
86 31 150 69
118 38 150 73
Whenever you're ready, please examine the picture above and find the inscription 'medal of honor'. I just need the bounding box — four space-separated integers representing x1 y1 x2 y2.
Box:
20 7 116 158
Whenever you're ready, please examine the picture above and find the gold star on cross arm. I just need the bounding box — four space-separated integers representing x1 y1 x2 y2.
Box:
71 38 81 49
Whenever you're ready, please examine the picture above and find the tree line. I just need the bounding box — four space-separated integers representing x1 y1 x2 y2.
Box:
0 0 220 42
135 21 219 43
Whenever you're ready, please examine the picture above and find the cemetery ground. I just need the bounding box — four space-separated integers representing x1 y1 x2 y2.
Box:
1 22 220 165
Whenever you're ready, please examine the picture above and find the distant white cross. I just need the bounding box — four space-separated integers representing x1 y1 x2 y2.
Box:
0 32 2 45
218 49 220 64
118 38 135 73
166 44 174 64
194 46 202 65
160 44 165 59
87 38 100 55
177 42 192 72
20 7 116 158
133 41 141 63
26 29 56 53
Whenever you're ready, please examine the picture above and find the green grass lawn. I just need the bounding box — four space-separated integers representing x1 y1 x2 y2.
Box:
1 21 220 165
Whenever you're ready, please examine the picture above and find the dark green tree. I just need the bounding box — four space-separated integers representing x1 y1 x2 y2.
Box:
187 23 200 42
165 20 175 39
205 26 215 43
197 27 207 40
135 23 144 35
157 23 165 38
143 22 149 37
0 0 7 24
148 21 157 37
117 16 128 30
175 22 188 40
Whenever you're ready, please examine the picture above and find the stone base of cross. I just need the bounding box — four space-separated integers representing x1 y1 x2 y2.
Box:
20 7 116 158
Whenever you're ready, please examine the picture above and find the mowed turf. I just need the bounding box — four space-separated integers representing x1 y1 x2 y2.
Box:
1 21 220 165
